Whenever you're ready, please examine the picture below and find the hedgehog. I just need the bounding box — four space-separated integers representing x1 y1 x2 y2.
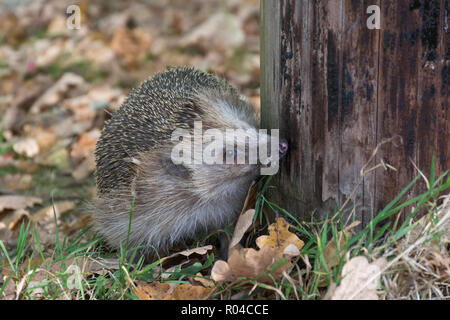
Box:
93 67 287 258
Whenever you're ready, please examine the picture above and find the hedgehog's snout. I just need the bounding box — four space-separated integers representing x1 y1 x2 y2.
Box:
279 139 288 158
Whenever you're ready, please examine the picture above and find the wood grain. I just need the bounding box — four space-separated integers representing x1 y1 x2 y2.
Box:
260 0 449 225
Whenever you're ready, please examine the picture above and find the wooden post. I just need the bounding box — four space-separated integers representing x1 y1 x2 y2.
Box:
261 0 449 226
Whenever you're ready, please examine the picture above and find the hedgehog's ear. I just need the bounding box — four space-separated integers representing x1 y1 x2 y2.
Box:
161 155 191 179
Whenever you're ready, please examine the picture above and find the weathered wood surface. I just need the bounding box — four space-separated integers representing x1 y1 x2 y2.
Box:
261 0 449 225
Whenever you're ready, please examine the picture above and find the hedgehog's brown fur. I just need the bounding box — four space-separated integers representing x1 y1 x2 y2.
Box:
94 67 265 257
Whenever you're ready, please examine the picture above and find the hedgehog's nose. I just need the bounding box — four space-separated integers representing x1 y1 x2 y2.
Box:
279 139 288 157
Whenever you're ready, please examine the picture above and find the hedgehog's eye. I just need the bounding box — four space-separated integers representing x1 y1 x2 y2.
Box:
224 147 237 164
226 149 235 158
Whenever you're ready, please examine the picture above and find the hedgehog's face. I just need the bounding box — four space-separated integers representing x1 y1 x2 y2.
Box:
163 95 288 200
177 127 288 199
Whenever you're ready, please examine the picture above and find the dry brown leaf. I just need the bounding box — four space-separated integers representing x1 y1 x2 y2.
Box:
229 209 255 248
226 244 278 282
13 138 39 157
181 12 244 57
2 257 15 279
0 174 32 191
163 245 213 261
0 153 15 168
72 157 95 181
24 127 58 154
0 12 25 46
40 147 70 169
283 243 301 257
2 255 103 300
193 273 215 288
61 96 96 122
1 106 24 133
74 38 116 66
171 283 211 300
47 15 69 36
61 214 93 234
211 217 304 284
161 245 213 270
50 117 93 140
87 85 123 104
110 27 152 68
34 39 69 68
321 231 349 273
14 160 39 174
88 258 120 275
31 201 75 222
327 256 387 300
255 217 304 253
319 221 361 286
210 260 233 283
1 276 16 300
1 209 30 231
240 181 258 214
0 195 42 212
70 129 101 162
30 73 85 114
135 281 172 300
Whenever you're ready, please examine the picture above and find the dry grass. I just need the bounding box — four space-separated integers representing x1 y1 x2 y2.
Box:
378 194 450 299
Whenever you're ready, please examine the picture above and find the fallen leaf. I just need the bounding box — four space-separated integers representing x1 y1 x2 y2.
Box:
24 127 58 154
0 195 42 212
283 243 300 257
29 73 85 114
110 27 152 68
0 276 16 300
171 283 211 300
70 129 101 162
229 209 255 248
0 153 15 168
136 275 212 300
240 181 258 215
163 245 213 261
210 260 233 283
47 15 69 36
41 147 70 169
15 160 39 174
211 218 304 284
34 39 68 68
321 231 349 273
13 138 39 157
318 221 361 287
134 281 172 300
255 217 304 253
0 12 25 46
88 258 120 274
87 85 123 104
181 12 244 57
327 256 387 300
193 273 214 288
1 209 30 230
0 174 32 191
61 96 96 121
161 245 213 269
72 157 95 181
225 244 280 282
61 214 93 234
31 201 75 222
